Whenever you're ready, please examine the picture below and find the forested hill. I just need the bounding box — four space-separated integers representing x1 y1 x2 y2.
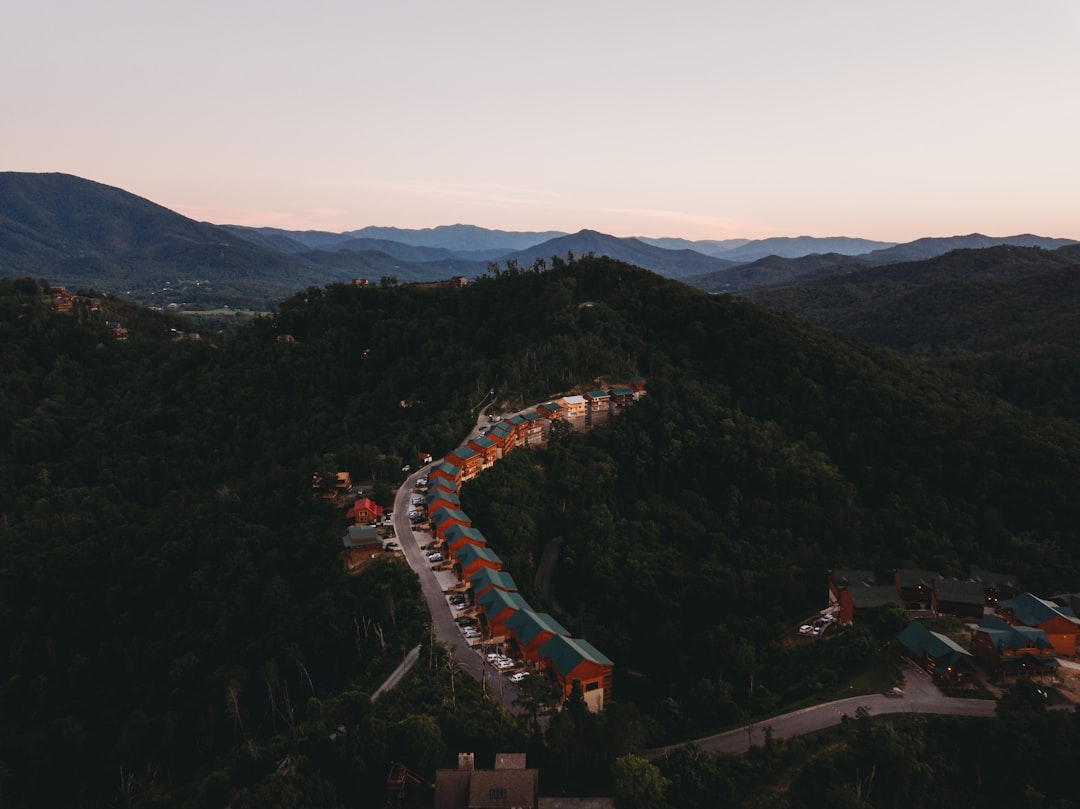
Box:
747 245 1080 420
3 259 1080 806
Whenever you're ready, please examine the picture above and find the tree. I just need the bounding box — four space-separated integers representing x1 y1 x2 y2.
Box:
612 754 670 809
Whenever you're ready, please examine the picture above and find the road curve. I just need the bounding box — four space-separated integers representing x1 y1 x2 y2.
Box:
644 666 997 759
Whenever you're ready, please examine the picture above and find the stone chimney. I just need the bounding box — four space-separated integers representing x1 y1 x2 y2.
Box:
458 752 474 771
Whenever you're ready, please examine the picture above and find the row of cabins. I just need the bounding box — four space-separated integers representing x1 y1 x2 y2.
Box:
420 390 650 711
833 569 1080 683
899 610 1068 685
828 569 1022 627
424 467 614 712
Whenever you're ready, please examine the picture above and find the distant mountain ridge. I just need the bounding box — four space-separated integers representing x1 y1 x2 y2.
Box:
1 171 1077 309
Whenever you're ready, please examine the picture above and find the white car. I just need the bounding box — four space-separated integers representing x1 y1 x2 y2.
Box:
510 671 530 683
798 625 813 635
495 658 516 670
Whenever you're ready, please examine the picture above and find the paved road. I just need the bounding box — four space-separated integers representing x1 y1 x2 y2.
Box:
644 664 997 759
388 409 524 714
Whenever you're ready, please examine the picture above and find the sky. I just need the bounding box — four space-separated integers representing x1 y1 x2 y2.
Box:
4 0 1079 242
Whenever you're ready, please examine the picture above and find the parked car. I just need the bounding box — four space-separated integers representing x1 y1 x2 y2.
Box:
429 554 443 564
454 616 476 625
798 625 813 635
510 672 530 683
385 542 399 550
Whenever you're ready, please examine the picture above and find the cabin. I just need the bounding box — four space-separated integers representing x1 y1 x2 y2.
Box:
973 614 1059 680
584 390 612 426
425 490 461 516
931 579 987 620
428 461 462 490
454 544 503 581
557 395 588 428
467 434 499 469
971 570 1019 605
997 593 1080 656
446 445 484 481
341 525 381 571
828 569 875 607
431 507 472 539
608 386 635 408
629 375 647 395
445 524 487 554
893 569 942 608
434 752 538 809
486 422 516 457
519 412 544 447
469 568 518 600
346 497 383 525
449 275 469 288
897 621 973 683
838 584 903 626
505 609 570 663
477 588 531 638
539 635 614 712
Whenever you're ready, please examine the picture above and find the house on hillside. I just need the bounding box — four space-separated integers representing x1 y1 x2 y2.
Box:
445 524 487 555
539 635 613 712
608 386 635 408
932 579 987 620
446 445 484 481
431 507 472 540
894 569 942 608
997 593 1080 656
973 614 1060 680
520 412 544 447
557 395 588 429
585 389 611 426
477 588 531 638
425 490 460 516
505 609 570 663
897 621 973 683
434 752 538 809
486 422 516 457
838 584 903 626
428 461 462 490
629 375 647 396
467 434 499 469
972 570 1019 605
828 569 876 607
341 525 381 571
346 497 383 525
454 544 503 581
469 568 518 600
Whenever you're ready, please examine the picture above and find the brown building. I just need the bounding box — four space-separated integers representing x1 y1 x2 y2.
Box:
931 579 987 620
894 569 942 608
997 593 1080 657
838 584 903 626
435 753 538 809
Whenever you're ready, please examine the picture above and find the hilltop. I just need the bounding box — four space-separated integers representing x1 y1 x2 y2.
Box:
3 258 1080 804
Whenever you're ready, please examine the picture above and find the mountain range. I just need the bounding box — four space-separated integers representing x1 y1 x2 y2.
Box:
1 171 1075 308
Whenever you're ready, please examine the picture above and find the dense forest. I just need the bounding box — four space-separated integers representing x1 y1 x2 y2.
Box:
2 257 1080 807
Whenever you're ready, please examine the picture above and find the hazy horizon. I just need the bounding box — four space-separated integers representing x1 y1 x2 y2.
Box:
5 1 1078 242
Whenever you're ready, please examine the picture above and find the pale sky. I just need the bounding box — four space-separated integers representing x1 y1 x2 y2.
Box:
4 0 1079 242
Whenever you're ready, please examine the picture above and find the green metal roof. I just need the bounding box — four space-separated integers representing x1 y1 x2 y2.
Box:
431 506 470 526
977 615 1055 651
897 621 971 668
505 609 570 645
444 524 486 545
477 588 530 619
539 635 613 676
341 525 380 548
847 584 902 608
1001 592 1080 626
454 544 502 566
425 489 460 507
469 568 517 593
933 579 986 605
